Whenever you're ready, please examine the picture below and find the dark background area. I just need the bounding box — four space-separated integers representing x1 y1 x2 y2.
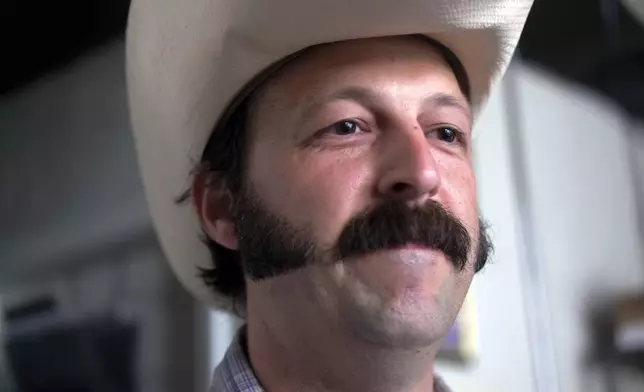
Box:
1 0 643 119
0 0 130 95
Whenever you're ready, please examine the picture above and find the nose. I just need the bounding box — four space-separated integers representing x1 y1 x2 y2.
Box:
377 128 441 201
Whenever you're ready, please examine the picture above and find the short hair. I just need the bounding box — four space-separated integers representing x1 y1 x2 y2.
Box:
192 35 473 306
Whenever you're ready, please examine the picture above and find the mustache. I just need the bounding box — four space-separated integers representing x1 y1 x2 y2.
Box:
335 199 472 271
232 181 488 282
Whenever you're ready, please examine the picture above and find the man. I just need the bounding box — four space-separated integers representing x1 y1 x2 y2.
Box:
126 1 534 391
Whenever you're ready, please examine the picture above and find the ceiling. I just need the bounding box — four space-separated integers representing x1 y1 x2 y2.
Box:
1 0 643 119
0 0 130 95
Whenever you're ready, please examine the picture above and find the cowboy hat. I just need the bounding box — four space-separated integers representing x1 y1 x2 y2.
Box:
126 0 534 311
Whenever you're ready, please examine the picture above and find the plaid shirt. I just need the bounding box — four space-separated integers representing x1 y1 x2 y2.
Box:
210 327 452 392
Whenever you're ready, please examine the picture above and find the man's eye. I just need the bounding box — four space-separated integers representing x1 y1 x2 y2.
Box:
432 126 460 144
329 119 363 135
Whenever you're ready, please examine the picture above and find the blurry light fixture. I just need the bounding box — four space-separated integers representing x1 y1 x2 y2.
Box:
622 0 644 25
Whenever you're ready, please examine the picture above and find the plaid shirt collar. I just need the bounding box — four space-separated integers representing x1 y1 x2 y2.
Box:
211 326 451 392
211 327 263 392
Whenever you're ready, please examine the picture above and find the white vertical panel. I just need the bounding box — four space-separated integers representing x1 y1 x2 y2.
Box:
515 64 644 392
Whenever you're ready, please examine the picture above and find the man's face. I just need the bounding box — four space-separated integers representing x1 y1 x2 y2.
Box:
229 36 482 346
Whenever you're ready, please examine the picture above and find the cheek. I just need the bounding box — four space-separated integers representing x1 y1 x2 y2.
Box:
440 162 480 271
436 159 478 229
249 147 373 243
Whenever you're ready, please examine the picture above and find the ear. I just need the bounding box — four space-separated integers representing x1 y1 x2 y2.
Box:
191 172 239 250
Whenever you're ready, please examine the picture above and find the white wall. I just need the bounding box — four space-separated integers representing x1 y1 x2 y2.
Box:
629 120 644 242
514 65 644 392
1 40 204 392
207 311 242 375
0 40 151 282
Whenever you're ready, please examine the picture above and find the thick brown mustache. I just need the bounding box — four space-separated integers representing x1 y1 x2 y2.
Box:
232 180 487 281
335 199 471 271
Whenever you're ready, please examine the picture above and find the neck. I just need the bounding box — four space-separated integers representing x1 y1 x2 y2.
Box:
246 314 440 392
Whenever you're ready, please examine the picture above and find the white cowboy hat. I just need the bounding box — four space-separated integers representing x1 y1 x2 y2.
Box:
126 0 534 311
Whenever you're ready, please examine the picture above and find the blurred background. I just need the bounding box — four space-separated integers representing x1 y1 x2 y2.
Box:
1 0 643 391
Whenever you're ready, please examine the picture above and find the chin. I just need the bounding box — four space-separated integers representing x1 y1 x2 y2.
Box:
339 286 455 350
329 250 466 349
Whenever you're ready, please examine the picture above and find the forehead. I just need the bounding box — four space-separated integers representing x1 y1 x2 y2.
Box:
252 36 466 116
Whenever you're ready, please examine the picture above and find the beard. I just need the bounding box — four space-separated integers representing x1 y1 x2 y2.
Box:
231 182 493 282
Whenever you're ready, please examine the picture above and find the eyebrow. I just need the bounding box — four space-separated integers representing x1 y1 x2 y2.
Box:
300 86 471 123
299 86 380 123
425 92 471 121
